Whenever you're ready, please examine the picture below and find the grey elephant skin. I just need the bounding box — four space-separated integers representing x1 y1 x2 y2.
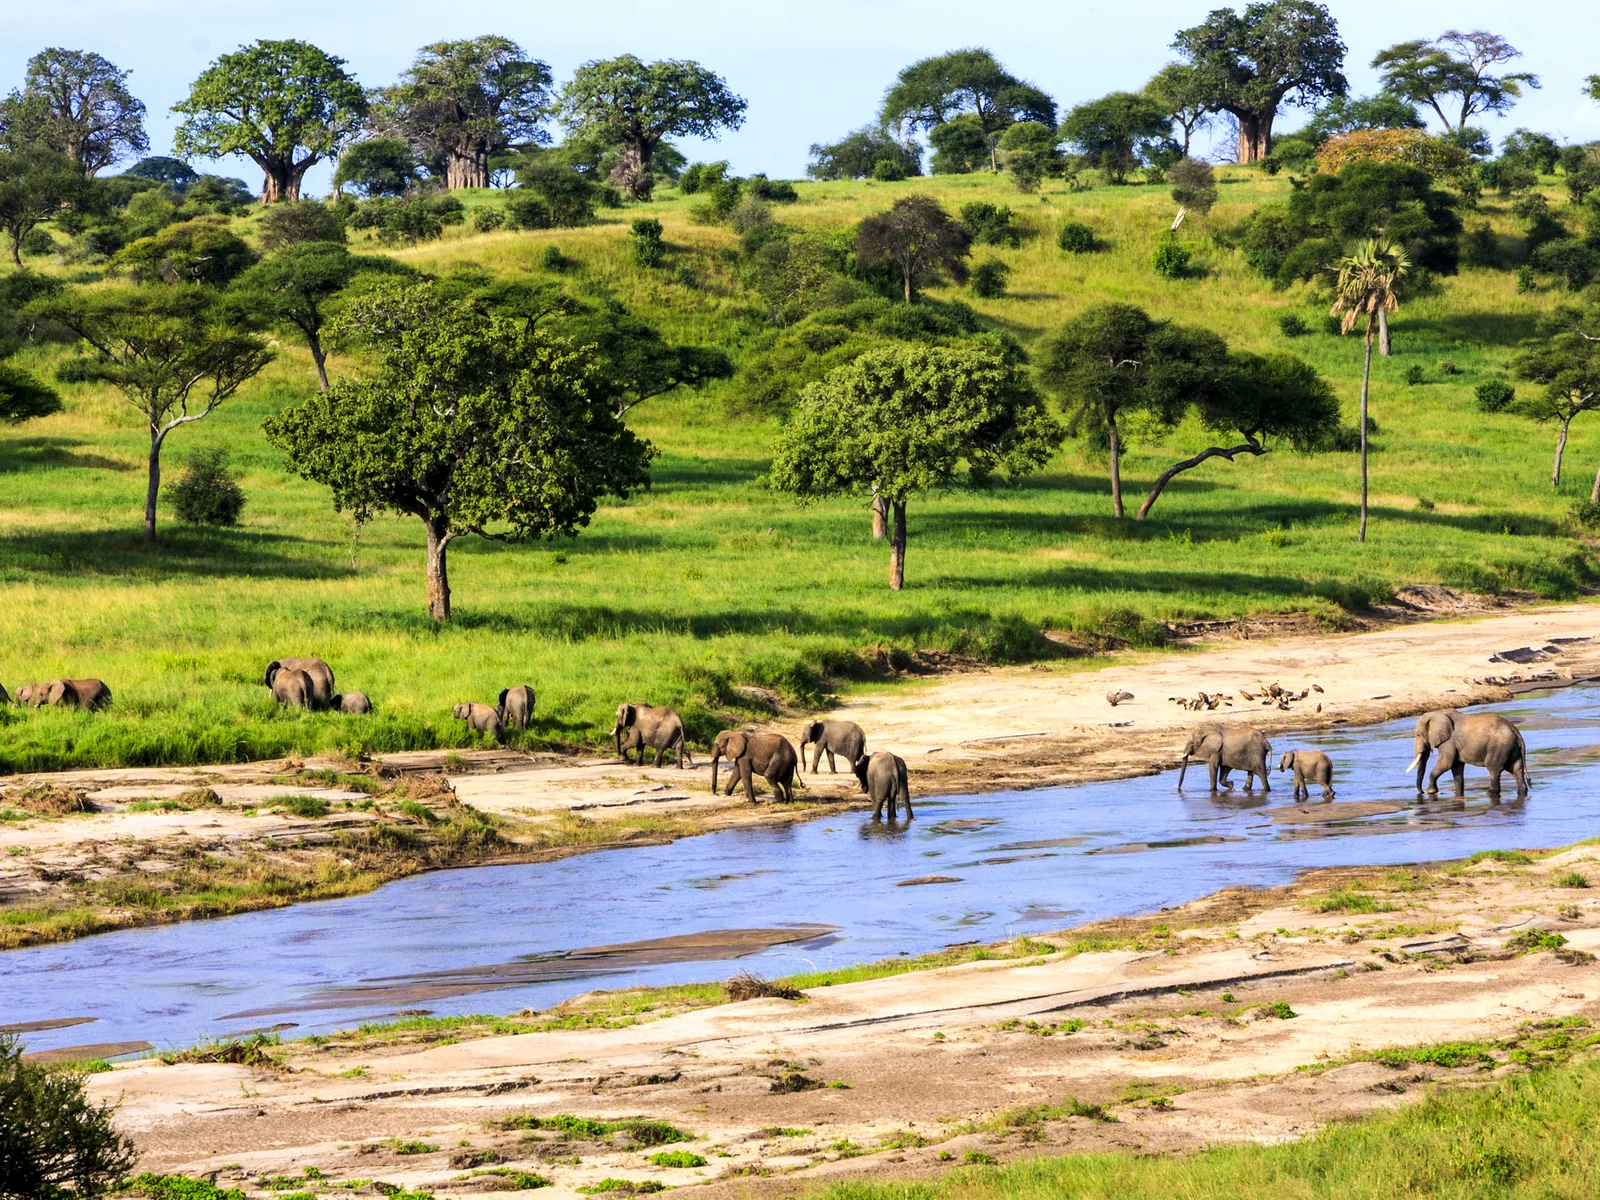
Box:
854 750 912 820
14 684 47 707
1410 709 1528 799
333 692 372 714
44 678 113 711
1279 749 1335 801
265 658 334 711
1179 723 1272 792
613 703 690 767
711 731 799 802
800 720 865 773
271 669 317 710
0 683 8 705
497 686 535 730
453 702 503 740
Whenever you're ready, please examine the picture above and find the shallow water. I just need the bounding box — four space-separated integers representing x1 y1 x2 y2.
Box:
6 688 1600 1055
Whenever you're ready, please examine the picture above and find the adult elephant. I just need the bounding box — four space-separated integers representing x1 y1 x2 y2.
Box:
1410 709 1529 800
853 751 912 820
498 685 536 730
271 668 316 710
710 731 799 803
1178 723 1271 793
800 720 865 773
264 658 335 711
45 678 113 711
613 703 690 768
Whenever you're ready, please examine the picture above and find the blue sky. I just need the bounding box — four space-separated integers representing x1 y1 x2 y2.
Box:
3 0 1597 193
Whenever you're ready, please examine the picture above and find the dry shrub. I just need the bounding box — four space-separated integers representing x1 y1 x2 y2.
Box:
725 971 802 1002
9 785 93 815
175 787 223 807
396 772 455 802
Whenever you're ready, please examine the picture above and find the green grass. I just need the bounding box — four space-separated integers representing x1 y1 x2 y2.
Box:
2 169 1595 771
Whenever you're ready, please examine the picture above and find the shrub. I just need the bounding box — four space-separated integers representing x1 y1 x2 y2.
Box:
1057 221 1096 252
648 1151 706 1168
725 971 802 1001
1571 498 1600 530
504 194 552 231
0 1034 137 1199
1151 237 1191 279
19 227 55 257
631 218 665 268
871 158 906 182
258 200 345 250
1554 871 1590 888
1007 150 1043 194
1476 379 1515 412
960 202 1019 247
539 244 571 271
55 356 96 383
1405 364 1426 386
970 259 1011 298
728 195 770 235
1278 313 1309 338
470 208 505 233
1439 359 1460 375
169 448 245 527
746 175 799 203
1516 264 1536 292
280 795 330 819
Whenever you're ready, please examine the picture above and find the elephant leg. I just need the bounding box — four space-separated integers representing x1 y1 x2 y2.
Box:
827 749 837 773
872 791 885 820
1209 760 1221 792
741 760 757 803
1260 762 1270 793
1452 762 1466 798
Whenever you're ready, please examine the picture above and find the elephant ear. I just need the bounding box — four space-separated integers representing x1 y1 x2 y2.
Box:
498 689 509 708
623 704 636 725
725 732 748 757
264 661 282 687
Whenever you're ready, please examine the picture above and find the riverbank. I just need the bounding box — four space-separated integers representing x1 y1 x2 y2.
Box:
3 598 1597 948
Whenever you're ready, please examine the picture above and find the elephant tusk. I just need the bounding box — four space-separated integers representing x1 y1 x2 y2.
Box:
1406 754 1421 772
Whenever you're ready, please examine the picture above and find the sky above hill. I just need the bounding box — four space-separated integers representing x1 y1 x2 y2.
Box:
3 0 1598 193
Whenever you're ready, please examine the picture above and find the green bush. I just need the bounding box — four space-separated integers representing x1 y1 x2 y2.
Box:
631 218 665 268
1405 364 1426 386
539 244 571 272
961 202 1020 247
1151 238 1191 279
1 1034 137 1199
871 159 907 182
280 795 330 819
470 208 505 233
1057 221 1096 252
970 260 1011 299
169 448 245 527
647 1151 707 1168
1278 313 1309 338
505 194 553 231
19 227 55 257
1476 379 1515 412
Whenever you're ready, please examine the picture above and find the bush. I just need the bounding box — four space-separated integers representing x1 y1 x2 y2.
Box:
470 208 505 233
1516 264 1537 293
258 200 345 250
55 356 96 383
1057 221 1096 253
970 259 1011 298
1405 364 1426 386
169 448 245 527
871 158 906 182
746 175 799 203
1439 358 1460 375
1278 313 1309 338
19 227 55 257
631 218 665 268
504 194 552 231
1007 150 1043 194
1476 379 1516 412
0 1034 137 1199
539 244 571 272
960 202 1020 247
1151 237 1191 279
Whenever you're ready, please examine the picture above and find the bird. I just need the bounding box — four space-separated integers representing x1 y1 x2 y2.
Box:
1106 690 1134 707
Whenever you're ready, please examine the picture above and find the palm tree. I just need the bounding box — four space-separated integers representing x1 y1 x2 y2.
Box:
1331 240 1411 543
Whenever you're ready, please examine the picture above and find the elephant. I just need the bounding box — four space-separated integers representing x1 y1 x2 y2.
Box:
1410 709 1529 800
799 720 865 773
333 692 372 714
710 730 799 803
271 668 316 710
613 703 690 768
853 750 912 820
14 684 47 707
44 678 113 711
1178 723 1271 793
1279 749 1335 801
0 683 8 705
497 685 536 730
264 658 334 711
453 702 503 740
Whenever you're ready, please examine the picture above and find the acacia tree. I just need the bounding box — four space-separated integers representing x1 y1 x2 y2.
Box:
0 1034 137 1200
1144 63 1215 156
1059 92 1175 183
1511 306 1600 495
232 243 378 390
1172 0 1348 163
173 40 368 203
558 56 745 200
0 363 62 423
332 138 422 197
1330 239 1410 542
0 147 87 264
1138 351 1339 517
377 37 553 190
770 343 1060 590
1373 31 1538 135
856 195 971 302
0 49 148 176
265 280 654 621
1036 302 1229 518
880 49 1055 172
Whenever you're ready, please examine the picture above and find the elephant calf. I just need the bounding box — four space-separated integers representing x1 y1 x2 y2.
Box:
613 703 690 768
800 719 865 773
271 669 317 710
14 684 47 707
1411 709 1529 800
265 657 334 711
711 731 799 802
454 702 503 740
1178 722 1271 793
45 678 112 711
853 751 912 820
498 685 535 730
333 692 372 714
1279 749 1335 801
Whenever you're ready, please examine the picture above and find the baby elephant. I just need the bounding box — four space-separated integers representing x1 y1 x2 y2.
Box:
613 703 690 768
799 719 865 773
1279 749 1335 801
498 685 535 730
14 683 47 707
46 678 113 711
710 731 799 802
853 751 912 820
332 692 372 714
453 702 503 740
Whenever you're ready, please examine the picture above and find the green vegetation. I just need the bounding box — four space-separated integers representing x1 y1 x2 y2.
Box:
1311 887 1398 914
499 1113 691 1148
647 1150 706 1168
1 1034 137 1198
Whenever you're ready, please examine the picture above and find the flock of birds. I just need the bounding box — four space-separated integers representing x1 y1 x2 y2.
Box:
1104 681 1326 714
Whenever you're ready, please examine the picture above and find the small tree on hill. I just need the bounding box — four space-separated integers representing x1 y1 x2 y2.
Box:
1168 157 1217 229
0 48 148 176
1373 31 1538 136
232 243 380 390
880 49 1056 172
0 147 88 265
1059 92 1176 183
1511 305 1600 494
0 1033 138 1199
333 138 422 198
856 195 970 302
264 280 654 621
1144 63 1215 156
770 343 1060 590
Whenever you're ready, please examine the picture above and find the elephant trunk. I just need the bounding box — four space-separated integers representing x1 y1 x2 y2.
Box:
1410 738 1428 791
1177 754 1189 790
711 753 721 794
613 725 623 757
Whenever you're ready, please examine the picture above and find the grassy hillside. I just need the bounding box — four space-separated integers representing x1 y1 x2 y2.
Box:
0 168 1590 771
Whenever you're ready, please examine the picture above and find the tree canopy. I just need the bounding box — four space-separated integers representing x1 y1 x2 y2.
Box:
0 146 87 265
0 362 62 424
856 195 971 302
1143 63 1215 156
1059 92 1176 183
172 39 368 203
232 242 386 390
880 49 1055 172
333 137 423 198
0 48 148 176
0 1034 137 1200
1373 31 1538 135
807 126 922 180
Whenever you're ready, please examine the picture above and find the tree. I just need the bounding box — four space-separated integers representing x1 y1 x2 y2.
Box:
377 37 552 190
172 39 368 203
558 56 746 200
1036 303 1230 517
1144 63 1215 155
265 280 654 621
770 343 1060 589
115 215 256 286
1373 32 1538 135
124 156 200 190
855 195 971 302
1302 92 1425 140
36 287 274 541
550 304 732 418
333 138 422 197
1511 305 1600 495
0 1034 137 1200
0 49 148 176
1061 92 1176 184
1169 157 1217 229
927 115 992 174
880 49 1055 172
1137 351 1339 517
0 147 87 265
232 243 371 390
258 199 345 251
1172 1 1348 163
1329 239 1410 542
0 363 62 423
807 126 921 180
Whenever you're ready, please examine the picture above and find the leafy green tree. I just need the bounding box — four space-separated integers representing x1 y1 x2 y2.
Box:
333 138 422 197
0 147 88 264
376 37 552 190
258 199 344 251
1172 1 1348 163
770 343 1060 589
1499 129 1560 176
1060 92 1175 183
124 156 200 190
558 56 746 200
807 126 922 180
1373 31 1538 136
1137 351 1339 517
0 1034 137 1199
927 114 992 174
1559 144 1600 206
1169 157 1217 228
265 280 654 621
1036 302 1229 517
0 363 62 423
173 39 368 203
115 215 256 285
232 243 380 390
1144 63 1215 156
1302 92 1425 141
0 49 148 176
880 49 1055 172
35 286 274 541
856 195 971 302
1511 305 1600 494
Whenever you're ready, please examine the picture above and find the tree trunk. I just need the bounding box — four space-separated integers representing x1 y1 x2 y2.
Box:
871 487 887 539
1377 306 1392 357
308 330 329 392
1108 413 1124 518
425 517 452 622
1137 442 1265 519
8 236 19 267
1553 415 1572 488
888 500 907 590
902 262 913 303
447 150 489 190
1235 112 1273 163
1590 459 1600 504
261 170 287 205
144 428 163 544
1359 319 1374 543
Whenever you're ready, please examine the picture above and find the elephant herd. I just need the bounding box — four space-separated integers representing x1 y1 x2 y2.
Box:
1 677 113 711
264 658 370 713
1178 708 1531 801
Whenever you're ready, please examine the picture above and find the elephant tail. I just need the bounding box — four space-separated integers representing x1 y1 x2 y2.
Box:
1515 727 1531 786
